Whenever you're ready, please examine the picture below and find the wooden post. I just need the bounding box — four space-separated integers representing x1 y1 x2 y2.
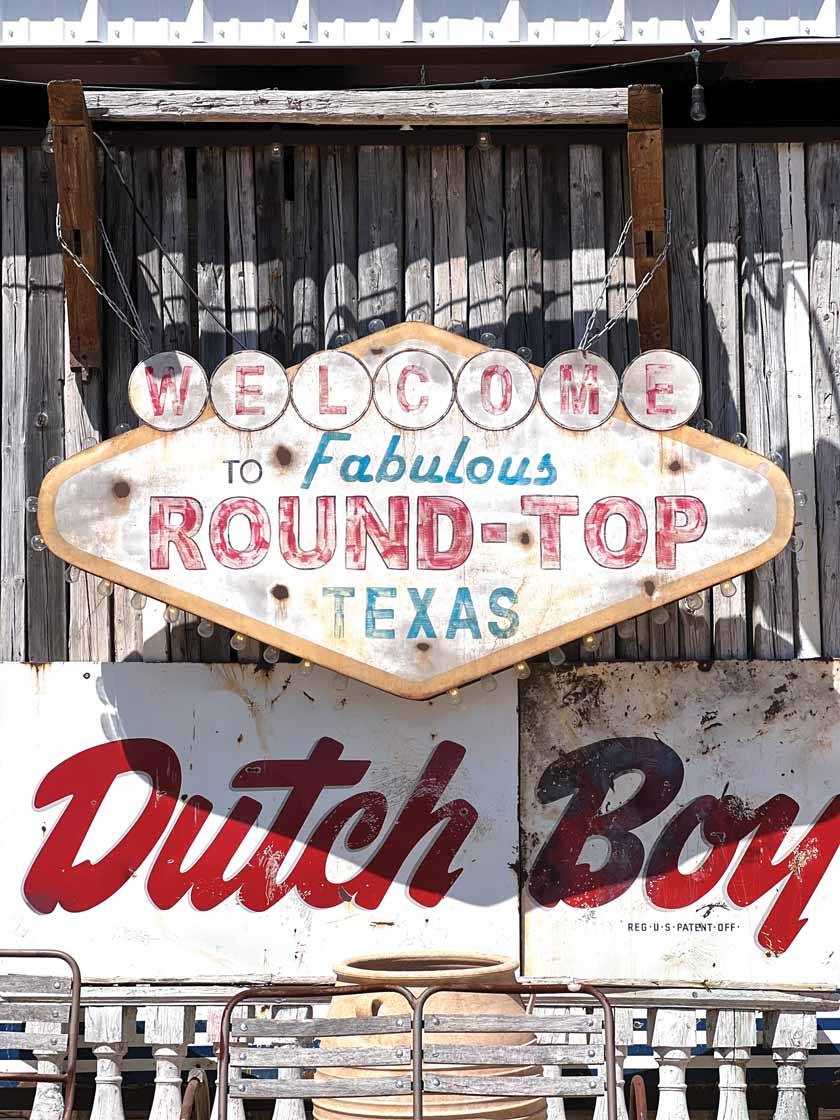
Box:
47 78 102 376
627 85 670 351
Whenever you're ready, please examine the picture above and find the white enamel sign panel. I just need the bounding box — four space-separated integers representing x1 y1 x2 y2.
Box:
1 662 518 982
39 324 793 699
521 661 840 988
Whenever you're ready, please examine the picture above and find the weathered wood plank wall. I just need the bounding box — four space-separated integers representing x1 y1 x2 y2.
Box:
0 139 827 665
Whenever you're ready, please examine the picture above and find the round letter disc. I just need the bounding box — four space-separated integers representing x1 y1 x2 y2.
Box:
373 348 454 430
621 350 702 430
210 351 290 431
539 350 620 430
456 349 537 431
128 351 209 431
291 350 372 431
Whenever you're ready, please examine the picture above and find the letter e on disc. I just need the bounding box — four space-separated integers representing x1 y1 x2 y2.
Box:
292 350 372 430
539 350 619 430
128 351 209 431
456 349 537 431
373 348 454 429
621 350 702 430
210 350 290 431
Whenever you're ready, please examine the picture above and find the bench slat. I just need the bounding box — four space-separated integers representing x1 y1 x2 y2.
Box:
422 1074 605 1098
0 976 71 995
423 1043 602 1065
0 1031 68 1050
0 1005 69 1023
231 1076 409 1098
232 1015 410 1038
231 1045 409 1069
421 1014 602 1034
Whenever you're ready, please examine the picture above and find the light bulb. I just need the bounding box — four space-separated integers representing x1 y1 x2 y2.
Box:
64 565 80 583
270 142 282 160
480 675 498 692
515 661 531 680
164 604 181 625
689 50 707 123
230 632 246 651
115 423 131 435
300 659 313 675
617 620 635 640
548 646 566 667
517 346 533 363
97 578 114 597
699 419 714 434
332 331 351 348
41 123 55 155
770 451 784 467
788 536 804 553
197 618 215 638
582 633 601 652
732 432 748 447
34 411 48 429
333 673 349 691
720 579 737 598
30 534 46 552
448 320 465 335
46 455 63 471
448 687 462 705
25 496 38 513
651 606 670 626
81 436 97 450
480 331 497 348
477 131 492 150
263 645 281 664
130 591 147 611
683 592 704 614
794 490 808 508
367 318 385 335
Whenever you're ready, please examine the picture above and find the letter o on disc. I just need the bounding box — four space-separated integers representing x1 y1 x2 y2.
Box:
456 349 537 431
210 350 289 431
621 349 702 431
291 350 372 430
539 350 620 430
373 348 454 430
128 351 209 431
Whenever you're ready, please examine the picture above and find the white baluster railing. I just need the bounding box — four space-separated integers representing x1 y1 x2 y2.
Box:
85 1006 133 1120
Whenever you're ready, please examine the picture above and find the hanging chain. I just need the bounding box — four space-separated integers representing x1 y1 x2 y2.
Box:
99 216 150 352
578 209 673 353
56 203 152 353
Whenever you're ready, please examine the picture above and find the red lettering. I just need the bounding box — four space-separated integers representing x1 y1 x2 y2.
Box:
521 496 580 569
149 497 206 570
417 496 473 570
397 364 429 413
584 497 647 569
655 496 707 568
319 363 346 416
209 497 270 569
345 496 409 570
558 363 600 415
481 365 513 416
278 496 336 569
145 364 193 418
646 362 675 415
235 365 265 416
23 740 180 914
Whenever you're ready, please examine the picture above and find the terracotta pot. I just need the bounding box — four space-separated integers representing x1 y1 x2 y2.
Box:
313 953 547 1120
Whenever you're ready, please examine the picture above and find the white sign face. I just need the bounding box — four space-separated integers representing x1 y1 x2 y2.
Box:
40 325 792 699
128 351 209 431
621 350 702 430
1 662 519 982
521 661 840 988
210 351 290 431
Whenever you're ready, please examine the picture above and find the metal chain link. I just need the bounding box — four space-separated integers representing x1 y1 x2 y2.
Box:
99 216 150 352
578 209 672 353
55 203 151 353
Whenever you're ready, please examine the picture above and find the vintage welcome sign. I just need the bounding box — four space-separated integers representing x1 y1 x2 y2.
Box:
521 661 840 988
4 662 518 981
37 324 793 698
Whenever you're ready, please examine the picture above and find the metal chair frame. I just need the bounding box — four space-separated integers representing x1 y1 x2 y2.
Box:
0 949 82 1120
218 979 618 1120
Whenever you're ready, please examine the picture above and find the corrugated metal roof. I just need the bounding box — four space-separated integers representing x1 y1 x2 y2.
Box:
1 0 835 46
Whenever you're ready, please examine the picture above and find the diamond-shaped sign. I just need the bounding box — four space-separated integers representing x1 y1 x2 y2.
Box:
38 324 793 699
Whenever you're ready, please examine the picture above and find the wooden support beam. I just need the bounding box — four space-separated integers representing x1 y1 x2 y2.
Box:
48 79 102 375
84 87 629 126
627 85 671 350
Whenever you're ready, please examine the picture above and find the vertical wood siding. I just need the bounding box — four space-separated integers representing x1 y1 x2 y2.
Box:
0 140 829 665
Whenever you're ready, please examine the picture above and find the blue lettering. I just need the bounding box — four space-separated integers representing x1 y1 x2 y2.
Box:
409 455 444 484
376 435 406 483
407 587 437 639
340 455 373 483
445 586 481 640
499 456 532 486
444 437 470 484
466 456 494 484
302 432 351 490
488 587 519 638
366 587 396 639
533 453 558 486
323 587 355 639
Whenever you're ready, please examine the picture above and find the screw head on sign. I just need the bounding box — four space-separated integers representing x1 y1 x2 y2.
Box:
588 1049 596 1057
432 1078 441 1088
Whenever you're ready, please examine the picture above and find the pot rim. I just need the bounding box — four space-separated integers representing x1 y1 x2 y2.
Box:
334 952 519 985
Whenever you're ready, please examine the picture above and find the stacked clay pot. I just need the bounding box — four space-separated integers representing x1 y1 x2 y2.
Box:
313 953 547 1120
